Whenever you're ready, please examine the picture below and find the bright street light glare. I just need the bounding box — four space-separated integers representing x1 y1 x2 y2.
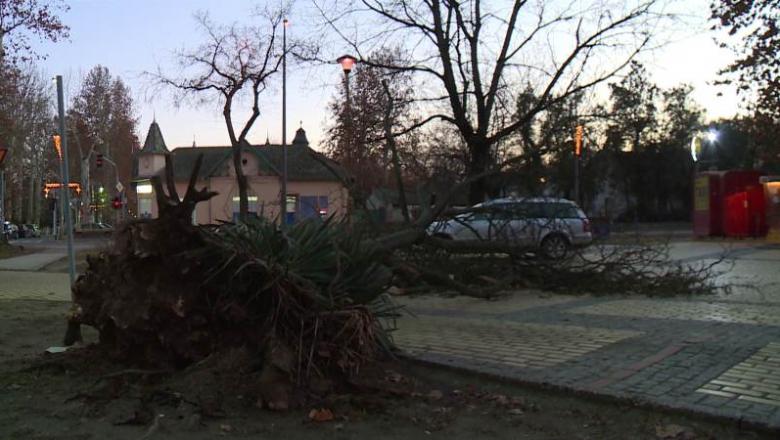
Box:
706 130 717 142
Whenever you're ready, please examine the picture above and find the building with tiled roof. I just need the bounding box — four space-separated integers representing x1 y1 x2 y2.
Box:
133 123 350 223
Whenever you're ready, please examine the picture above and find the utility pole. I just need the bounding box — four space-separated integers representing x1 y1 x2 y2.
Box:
101 153 123 225
55 76 77 286
57 75 81 346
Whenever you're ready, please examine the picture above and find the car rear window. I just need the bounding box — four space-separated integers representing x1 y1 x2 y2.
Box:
498 202 580 219
543 203 580 218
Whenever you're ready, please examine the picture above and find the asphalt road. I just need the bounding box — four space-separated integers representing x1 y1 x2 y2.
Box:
666 240 780 302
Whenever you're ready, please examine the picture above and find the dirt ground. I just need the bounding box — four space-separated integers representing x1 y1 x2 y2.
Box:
0 243 31 260
0 298 775 440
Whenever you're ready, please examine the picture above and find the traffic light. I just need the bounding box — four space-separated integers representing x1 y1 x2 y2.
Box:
96 153 104 168
574 125 584 157
111 196 122 210
52 135 62 160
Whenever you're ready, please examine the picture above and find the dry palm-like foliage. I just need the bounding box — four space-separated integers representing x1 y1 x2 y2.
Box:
70 155 398 407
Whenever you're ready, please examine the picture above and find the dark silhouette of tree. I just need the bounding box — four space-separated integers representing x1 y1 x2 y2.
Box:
711 0 780 118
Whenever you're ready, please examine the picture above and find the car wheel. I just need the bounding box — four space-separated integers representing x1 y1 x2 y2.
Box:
541 234 568 259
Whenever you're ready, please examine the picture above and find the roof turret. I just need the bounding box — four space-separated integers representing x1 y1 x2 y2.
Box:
292 125 308 146
140 121 170 154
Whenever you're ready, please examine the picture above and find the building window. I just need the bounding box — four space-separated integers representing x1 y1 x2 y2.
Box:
232 195 258 222
285 195 298 224
300 196 329 219
139 197 152 219
286 195 298 213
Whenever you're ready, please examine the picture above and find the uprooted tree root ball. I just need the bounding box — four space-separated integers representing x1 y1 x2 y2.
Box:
68 155 399 409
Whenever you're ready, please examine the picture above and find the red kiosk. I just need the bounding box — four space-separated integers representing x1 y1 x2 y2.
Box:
693 170 766 238
764 177 780 243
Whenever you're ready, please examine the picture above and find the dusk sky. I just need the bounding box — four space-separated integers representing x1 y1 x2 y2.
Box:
32 0 741 151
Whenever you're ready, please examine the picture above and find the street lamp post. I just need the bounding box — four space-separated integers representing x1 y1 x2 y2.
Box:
100 152 124 225
280 18 289 226
337 55 357 110
691 128 718 171
336 55 357 182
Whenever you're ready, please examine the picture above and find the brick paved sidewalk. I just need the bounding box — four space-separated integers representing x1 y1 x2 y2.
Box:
394 292 780 429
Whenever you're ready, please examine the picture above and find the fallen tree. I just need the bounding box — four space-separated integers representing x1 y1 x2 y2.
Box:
68 155 399 408
66 153 728 412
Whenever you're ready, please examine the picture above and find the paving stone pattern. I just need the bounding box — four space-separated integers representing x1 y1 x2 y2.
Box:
395 316 639 369
396 294 780 429
698 343 780 407
570 299 780 326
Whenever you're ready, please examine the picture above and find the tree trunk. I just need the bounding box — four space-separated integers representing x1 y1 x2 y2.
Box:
32 176 40 226
13 180 22 221
467 139 491 205
232 143 249 222
381 80 410 223
25 174 34 223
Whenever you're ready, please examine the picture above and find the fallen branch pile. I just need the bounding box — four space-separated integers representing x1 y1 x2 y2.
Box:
397 237 731 298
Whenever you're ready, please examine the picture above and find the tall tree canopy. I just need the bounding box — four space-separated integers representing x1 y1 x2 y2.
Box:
325 48 416 198
711 1 780 176
69 65 139 224
0 65 56 224
711 0 780 117
316 0 668 203
0 0 69 63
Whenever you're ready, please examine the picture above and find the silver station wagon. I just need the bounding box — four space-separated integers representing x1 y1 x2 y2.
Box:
428 197 593 259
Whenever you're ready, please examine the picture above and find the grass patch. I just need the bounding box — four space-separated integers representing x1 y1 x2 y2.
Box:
0 243 28 260
39 249 99 273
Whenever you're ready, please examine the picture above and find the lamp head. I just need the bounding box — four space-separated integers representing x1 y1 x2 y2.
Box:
336 55 357 74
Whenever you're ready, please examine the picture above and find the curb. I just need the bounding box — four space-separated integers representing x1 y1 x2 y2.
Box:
400 353 779 435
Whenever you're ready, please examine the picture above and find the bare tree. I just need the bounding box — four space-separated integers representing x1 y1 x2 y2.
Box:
151 9 288 221
69 66 139 225
0 0 69 63
0 64 54 224
315 0 666 204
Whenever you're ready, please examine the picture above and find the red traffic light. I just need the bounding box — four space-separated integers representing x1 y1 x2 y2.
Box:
96 153 104 167
112 197 122 210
